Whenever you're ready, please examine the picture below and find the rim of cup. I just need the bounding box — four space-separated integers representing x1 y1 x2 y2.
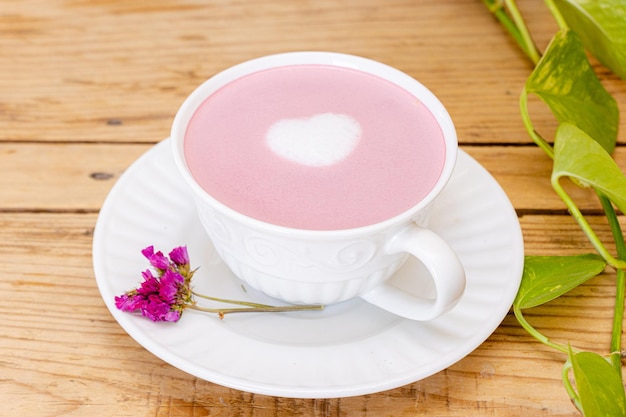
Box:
171 51 458 239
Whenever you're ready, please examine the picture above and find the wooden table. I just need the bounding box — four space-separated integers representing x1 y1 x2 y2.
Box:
2 1 625 415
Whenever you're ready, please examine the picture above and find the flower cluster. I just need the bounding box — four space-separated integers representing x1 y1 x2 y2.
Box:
115 245 324 322
115 246 194 322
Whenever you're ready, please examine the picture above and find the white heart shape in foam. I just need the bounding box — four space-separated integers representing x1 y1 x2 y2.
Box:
266 113 361 167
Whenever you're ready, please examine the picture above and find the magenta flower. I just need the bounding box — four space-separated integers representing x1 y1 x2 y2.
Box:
115 245 193 322
114 292 144 311
143 294 181 322
159 269 184 304
141 245 170 270
168 246 189 266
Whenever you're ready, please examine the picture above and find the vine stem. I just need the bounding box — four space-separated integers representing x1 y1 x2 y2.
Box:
598 192 626 377
519 89 555 158
514 305 570 354
503 0 541 65
482 0 525 50
543 0 568 29
482 0 541 65
562 358 584 413
551 177 626 270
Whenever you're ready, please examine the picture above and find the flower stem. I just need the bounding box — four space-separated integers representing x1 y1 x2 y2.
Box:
192 291 279 309
190 290 324 318
189 303 324 318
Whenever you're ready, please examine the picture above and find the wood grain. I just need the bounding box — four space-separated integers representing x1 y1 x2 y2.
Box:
1 0 624 144
1 142 624 213
0 143 149 211
2 0 625 415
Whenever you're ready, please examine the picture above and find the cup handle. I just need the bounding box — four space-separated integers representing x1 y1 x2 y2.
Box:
360 225 466 321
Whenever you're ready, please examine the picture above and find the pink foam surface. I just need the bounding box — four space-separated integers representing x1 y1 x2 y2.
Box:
184 65 445 230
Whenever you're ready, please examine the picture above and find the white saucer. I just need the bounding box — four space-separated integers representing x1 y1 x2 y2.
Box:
93 139 524 398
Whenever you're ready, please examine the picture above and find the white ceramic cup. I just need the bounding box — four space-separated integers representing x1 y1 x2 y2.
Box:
171 52 465 320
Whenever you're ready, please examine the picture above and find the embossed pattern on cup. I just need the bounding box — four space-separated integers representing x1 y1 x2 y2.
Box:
195 198 432 304
198 202 434 304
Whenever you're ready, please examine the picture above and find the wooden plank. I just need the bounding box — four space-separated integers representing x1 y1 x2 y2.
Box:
3 1 625 416
0 211 619 416
522 211 626 256
1 0 624 144
464 146 626 213
1 142 624 212
0 142 151 210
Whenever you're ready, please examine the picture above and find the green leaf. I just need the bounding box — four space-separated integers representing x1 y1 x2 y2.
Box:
515 254 606 309
524 28 619 153
569 349 626 417
553 122 626 215
553 0 626 79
